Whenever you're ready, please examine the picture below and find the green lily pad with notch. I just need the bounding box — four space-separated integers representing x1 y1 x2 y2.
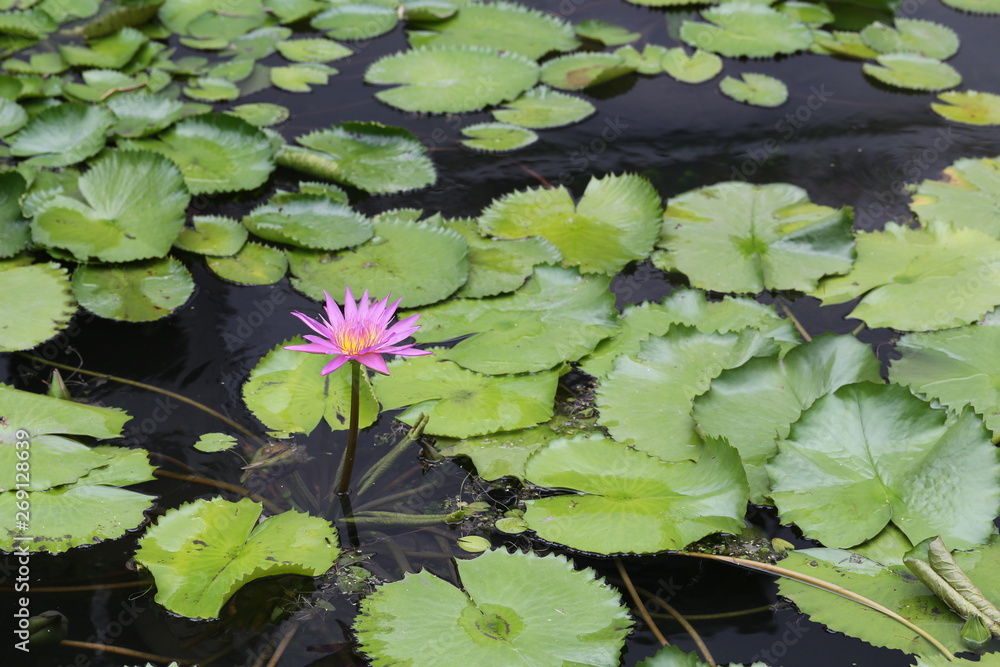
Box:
8 103 113 167
597 327 781 462
270 63 336 92
657 181 854 293
242 338 379 437
580 289 798 379
460 122 537 152
287 216 467 307
365 46 539 113
173 215 247 256
890 313 1000 437
32 150 189 263
491 85 594 129
811 221 1000 331
159 0 266 39
522 434 748 554
278 122 435 194
206 58 256 82
405 266 617 374
0 96 26 135
860 18 959 59
58 27 147 69
908 156 1000 236
0 263 75 352
107 91 185 138
242 194 373 250
779 1 834 25
183 76 240 101
373 352 559 438
356 549 631 666
480 173 662 275
932 90 1000 126
75 0 165 39
72 257 194 322
539 52 634 90
134 497 339 619
0 171 29 258
121 113 274 194
720 72 788 107
207 242 288 285
0 383 130 445
193 432 238 452
225 102 289 127
862 54 960 92
575 19 639 46
661 48 722 84
768 383 1000 549
276 37 351 62
694 334 882 502
407 1 578 59
615 44 670 75
681 3 813 57
941 0 1000 12
311 2 397 40
443 218 561 298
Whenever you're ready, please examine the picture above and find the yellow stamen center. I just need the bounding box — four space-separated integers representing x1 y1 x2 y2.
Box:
334 323 381 355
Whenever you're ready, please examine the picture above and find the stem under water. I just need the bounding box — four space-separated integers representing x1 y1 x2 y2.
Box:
336 361 361 496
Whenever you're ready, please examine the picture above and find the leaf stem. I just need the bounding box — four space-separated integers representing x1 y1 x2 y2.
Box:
336 361 361 496
153 469 283 515
614 558 669 647
635 584 715 666
779 303 812 342
357 413 429 496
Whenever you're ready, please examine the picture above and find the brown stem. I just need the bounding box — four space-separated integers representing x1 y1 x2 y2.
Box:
635 585 715 666
614 558 669 647
154 470 283 514
59 640 194 664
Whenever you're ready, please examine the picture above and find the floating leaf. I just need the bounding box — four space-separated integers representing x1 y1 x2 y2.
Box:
8 103 113 167
0 263 75 352
860 18 959 59
207 242 288 285
225 102 289 127
720 72 788 107
539 52 634 90
656 181 854 293
480 173 662 275
355 549 631 666
908 156 1000 236
365 46 538 113
373 353 558 438
940 0 1000 12
862 54 961 92
121 113 274 194
76 0 165 39
661 48 722 84
134 497 339 619
58 27 147 69
522 435 748 554
72 257 194 322
275 37 351 62
270 62 336 92
193 432 237 452
0 96 26 135
0 171 29 257
287 216 467 308
32 151 189 262
223 25 291 59
811 221 1000 331
460 122 537 152
107 91 185 138
183 76 239 101
0 383 129 444
407 1 579 59
680 3 813 58
242 338 379 437
779 0 833 25
173 215 247 256
158 0 266 39
492 85 594 129
401 0 457 21
311 2 397 40
575 19 639 45
407 266 616 374
814 30 880 59
615 44 670 75
932 90 1000 126
694 334 882 502
242 194 373 250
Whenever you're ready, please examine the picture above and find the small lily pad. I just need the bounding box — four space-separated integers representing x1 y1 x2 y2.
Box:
574 19 639 45
72 257 195 322
615 44 670 75
183 76 240 101
270 63 336 92
107 91 186 138
860 18 959 59
0 97 27 136
276 37 351 62
58 27 147 69
720 72 788 107
173 215 248 256
8 102 113 167
931 90 1000 126
193 432 238 452
242 194 373 250
311 2 398 40
661 48 722 84
207 242 288 285
539 52 634 90
680 3 814 58
862 53 961 92
491 86 595 129
460 122 537 152
941 0 1000 12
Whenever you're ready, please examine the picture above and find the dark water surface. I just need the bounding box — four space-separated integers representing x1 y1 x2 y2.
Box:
3 0 999 664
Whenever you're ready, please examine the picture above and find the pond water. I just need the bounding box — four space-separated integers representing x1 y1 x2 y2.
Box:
3 0 1000 665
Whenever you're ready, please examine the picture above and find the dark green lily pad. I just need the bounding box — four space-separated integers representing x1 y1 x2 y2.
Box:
72 257 195 322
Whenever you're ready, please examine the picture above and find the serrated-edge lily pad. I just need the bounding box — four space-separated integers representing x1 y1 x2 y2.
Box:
225 102 289 127
931 90 1000 126
860 18 959 59
8 102 113 167
72 257 195 322
460 122 537 152
242 194 373 250
941 0 1000 13
0 171 29 258
207 242 288 285
680 3 814 58
0 262 75 352
719 72 788 107
661 48 722 84
183 76 240 101
173 215 248 256
615 44 671 75
0 96 27 136
58 27 147 69
134 497 339 618
862 53 961 92
0 383 130 445
365 46 539 113
107 91 186 138
491 85 594 129
908 155 1000 236
355 549 631 666
575 19 639 46
311 2 398 40
539 52 634 90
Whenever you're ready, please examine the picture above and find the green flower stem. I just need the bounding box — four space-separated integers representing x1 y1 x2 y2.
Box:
336 361 361 496
356 413 429 496
354 482 439 513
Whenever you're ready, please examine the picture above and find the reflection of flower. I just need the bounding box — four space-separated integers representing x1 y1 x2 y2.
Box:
286 288 430 375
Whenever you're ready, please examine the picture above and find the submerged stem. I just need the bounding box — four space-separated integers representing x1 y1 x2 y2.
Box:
614 558 669 648
336 361 361 496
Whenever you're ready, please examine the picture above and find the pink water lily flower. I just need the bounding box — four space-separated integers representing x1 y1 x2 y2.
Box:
285 288 430 375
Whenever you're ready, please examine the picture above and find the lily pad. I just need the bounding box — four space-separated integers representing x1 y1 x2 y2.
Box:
575 19 639 46
480 173 662 275
680 3 814 58
121 113 274 194
407 1 579 59
58 27 147 69
539 52 634 90
270 63 336 92
719 73 788 107
207 242 288 285
656 181 854 293
661 48 722 84
0 171 29 258
0 263 76 352
158 0 266 39
107 91 185 138
862 54 961 92
615 44 670 75
811 221 1000 331
242 194 373 250
72 257 195 322
8 102 113 167
492 85 594 129
276 37 351 62
134 497 339 619
225 102 289 127
940 0 1000 11
0 96 26 135
31 150 189 262
406 266 617 374
460 122 537 152
365 46 539 113
860 18 959 59
287 216 467 308
242 338 379 437
522 435 748 554
193 432 237 452
311 2 397 40
173 215 248 256
372 352 559 438
355 549 631 666
182 76 239 101
931 90 1000 126
908 156 1000 236
0 383 130 445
